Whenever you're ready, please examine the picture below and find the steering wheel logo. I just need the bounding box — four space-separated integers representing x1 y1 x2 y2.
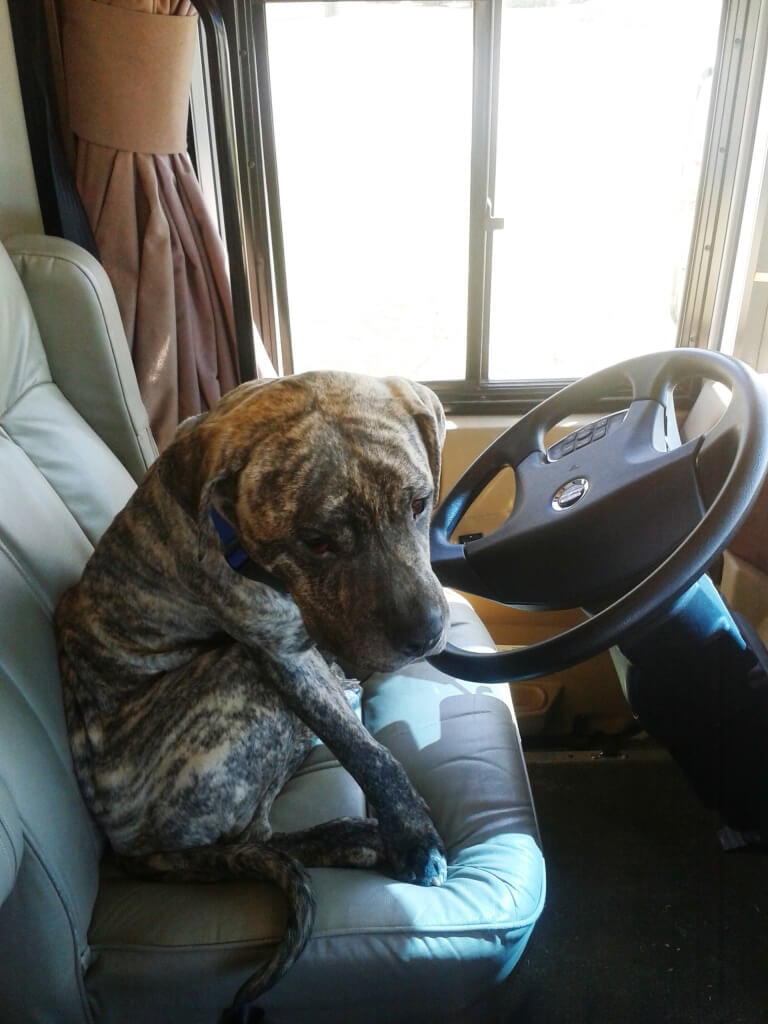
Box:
552 477 590 511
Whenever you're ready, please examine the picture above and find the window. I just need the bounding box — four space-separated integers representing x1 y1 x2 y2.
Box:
486 0 722 382
266 2 473 383
198 0 765 407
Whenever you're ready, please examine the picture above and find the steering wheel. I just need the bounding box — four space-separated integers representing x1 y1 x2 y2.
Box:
428 349 768 683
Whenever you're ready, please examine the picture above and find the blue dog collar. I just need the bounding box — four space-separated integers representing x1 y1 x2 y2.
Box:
210 507 286 592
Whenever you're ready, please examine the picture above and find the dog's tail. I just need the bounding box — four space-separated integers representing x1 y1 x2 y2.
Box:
115 841 315 1011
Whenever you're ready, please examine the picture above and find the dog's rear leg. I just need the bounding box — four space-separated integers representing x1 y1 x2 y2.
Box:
269 816 385 868
117 841 314 1014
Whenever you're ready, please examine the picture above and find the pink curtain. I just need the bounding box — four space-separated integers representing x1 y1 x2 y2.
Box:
61 0 241 449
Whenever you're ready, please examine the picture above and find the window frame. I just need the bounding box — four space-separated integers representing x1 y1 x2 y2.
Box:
193 0 766 413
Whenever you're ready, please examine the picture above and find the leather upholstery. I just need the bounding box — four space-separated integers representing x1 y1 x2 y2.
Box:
5 233 157 484
0 236 545 1023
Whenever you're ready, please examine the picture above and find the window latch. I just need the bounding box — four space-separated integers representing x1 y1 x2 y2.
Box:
485 198 505 232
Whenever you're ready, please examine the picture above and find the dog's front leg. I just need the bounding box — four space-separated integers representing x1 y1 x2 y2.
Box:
261 648 447 887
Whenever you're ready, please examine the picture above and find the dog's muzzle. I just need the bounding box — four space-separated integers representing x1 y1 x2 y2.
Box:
386 603 446 661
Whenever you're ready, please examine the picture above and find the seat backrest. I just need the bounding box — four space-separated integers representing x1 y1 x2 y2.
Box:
0 237 144 1022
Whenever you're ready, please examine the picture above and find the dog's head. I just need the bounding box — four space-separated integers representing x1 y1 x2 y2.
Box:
161 371 449 677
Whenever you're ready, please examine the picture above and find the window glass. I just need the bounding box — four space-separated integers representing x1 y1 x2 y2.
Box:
266 1 473 379
488 0 722 379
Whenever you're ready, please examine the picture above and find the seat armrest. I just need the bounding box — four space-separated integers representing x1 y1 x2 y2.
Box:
0 777 23 908
4 234 157 483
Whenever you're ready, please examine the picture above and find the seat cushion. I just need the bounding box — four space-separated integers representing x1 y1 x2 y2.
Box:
86 593 545 1024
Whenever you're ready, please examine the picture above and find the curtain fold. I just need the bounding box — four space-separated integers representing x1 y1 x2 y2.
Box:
62 0 241 449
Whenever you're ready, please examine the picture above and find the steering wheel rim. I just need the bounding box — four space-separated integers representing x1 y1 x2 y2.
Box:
428 349 768 683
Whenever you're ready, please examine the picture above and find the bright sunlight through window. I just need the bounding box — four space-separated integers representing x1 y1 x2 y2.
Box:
266 0 723 383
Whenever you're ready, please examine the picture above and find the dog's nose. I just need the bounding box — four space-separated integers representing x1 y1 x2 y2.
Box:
393 607 445 660
402 631 444 660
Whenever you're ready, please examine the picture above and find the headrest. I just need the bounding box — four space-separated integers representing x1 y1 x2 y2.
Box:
0 238 136 546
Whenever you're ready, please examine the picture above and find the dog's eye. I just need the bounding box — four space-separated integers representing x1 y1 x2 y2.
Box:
301 534 333 556
411 497 428 519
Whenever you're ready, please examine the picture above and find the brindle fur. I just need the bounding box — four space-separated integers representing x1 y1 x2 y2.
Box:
55 371 450 1013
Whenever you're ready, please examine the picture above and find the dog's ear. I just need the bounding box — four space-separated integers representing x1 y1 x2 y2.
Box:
385 378 446 494
159 417 254 561
158 377 312 559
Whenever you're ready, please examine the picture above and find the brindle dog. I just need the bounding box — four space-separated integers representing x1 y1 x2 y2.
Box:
55 371 450 1017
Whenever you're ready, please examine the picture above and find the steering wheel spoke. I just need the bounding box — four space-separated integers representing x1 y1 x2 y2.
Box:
693 394 748 508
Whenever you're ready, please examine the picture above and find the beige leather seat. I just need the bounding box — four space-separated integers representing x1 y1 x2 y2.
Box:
0 234 545 1024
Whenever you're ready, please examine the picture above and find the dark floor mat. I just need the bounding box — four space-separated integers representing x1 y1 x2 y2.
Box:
504 750 768 1024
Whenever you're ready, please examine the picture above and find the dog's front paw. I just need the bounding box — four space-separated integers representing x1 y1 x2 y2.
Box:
383 821 447 887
